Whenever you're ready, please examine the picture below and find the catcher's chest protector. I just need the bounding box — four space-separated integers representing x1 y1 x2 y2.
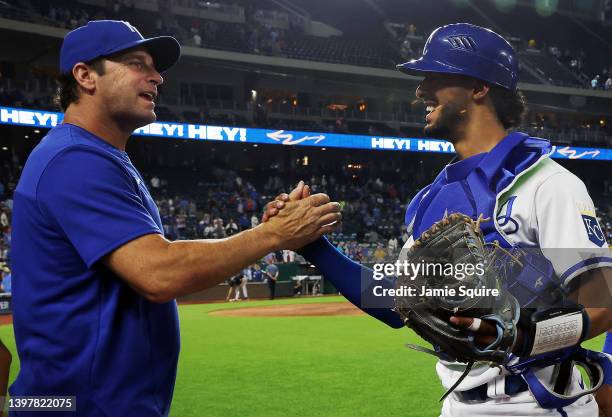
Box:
405 132 563 307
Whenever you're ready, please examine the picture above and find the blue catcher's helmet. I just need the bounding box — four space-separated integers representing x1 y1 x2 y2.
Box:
397 23 519 91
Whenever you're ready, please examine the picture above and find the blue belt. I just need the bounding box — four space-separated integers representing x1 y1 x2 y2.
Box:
457 375 528 402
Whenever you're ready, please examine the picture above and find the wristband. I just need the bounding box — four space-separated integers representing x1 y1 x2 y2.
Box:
517 306 589 357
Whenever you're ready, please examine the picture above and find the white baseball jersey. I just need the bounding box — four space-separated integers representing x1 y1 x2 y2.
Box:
493 157 610 285
401 155 610 416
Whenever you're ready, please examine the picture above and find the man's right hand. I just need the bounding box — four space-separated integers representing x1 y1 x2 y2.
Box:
104 179 338 303
262 180 311 223
261 190 340 250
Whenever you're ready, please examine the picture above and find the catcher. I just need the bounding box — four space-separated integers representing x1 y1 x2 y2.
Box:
264 23 611 417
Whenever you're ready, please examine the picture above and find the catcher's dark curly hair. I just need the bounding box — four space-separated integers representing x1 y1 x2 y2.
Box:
54 59 106 112
488 85 528 130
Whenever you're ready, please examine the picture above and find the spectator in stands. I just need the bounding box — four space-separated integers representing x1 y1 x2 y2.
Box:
334 118 348 133
251 213 259 228
569 58 580 73
252 263 263 282
527 39 537 49
387 235 398 253
605 75 612 90
225 218 239 236
210 217 227 238
264 251 277 264
0 263 9 293
2 227 10 249
400 37 413 61
193 31 202 47
548 45 561 59
373 244 387 263
203 219 215 238
282 249 293 262
591 75 600 89
0 208 8 230
150 175 160 189
175 212 187 238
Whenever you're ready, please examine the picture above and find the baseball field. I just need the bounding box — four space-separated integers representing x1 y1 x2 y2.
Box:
0 296 606 416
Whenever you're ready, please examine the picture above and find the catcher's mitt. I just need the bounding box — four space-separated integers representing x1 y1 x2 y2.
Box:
394 213 520 400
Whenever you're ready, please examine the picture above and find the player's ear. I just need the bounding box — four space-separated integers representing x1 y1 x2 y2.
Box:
72 62 98 95
472 81 490 102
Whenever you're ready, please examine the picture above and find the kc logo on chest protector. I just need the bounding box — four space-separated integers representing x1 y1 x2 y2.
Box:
496 196 519 234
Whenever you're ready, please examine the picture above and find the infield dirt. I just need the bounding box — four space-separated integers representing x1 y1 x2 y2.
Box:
209 302 364 317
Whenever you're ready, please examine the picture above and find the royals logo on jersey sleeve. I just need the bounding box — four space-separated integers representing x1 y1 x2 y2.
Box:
581 214 606 247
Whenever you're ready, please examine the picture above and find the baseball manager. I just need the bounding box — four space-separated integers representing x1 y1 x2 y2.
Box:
10 20 340 416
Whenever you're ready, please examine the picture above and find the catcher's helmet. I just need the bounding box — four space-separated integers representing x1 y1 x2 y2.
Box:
397 23 519 91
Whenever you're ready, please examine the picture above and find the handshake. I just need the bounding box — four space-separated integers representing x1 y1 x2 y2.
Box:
258 180 341 251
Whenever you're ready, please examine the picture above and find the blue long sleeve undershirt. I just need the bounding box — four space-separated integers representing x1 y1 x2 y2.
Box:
300 237 404 329
604 331 612 355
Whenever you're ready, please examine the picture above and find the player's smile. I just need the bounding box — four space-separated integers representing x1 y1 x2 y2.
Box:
417 74 472 123
424 101 441 125
417 79 446 127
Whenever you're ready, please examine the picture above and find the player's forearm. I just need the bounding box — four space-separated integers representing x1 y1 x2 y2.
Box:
569 267 612 339
301 237 404 328
148 225 279 302
584 308 612 340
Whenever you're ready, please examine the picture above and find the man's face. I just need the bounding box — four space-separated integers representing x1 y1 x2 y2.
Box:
95 47 163 128
415 73 475 142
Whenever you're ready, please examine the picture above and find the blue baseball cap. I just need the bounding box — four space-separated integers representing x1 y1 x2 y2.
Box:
60 20 181 74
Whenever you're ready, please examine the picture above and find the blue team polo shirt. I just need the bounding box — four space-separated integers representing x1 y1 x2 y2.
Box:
10 124 180 416
265 264 278 277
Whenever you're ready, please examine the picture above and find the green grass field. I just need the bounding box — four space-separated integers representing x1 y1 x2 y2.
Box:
0 297 606 416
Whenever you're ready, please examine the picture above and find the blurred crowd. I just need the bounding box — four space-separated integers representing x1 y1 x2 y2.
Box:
590 71 612 90
0 0 611 146
1 0 607 86
0 162 18 293
1 156 610 286
149 168 412 264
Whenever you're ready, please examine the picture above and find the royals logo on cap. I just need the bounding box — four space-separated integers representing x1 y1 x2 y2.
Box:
59 20 181 74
